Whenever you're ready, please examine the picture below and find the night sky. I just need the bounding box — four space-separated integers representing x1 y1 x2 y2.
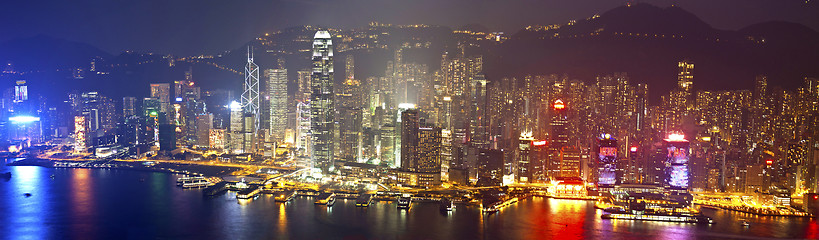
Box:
2 0 816 55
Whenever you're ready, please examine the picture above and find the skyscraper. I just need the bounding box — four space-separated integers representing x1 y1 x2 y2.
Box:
337 79 362 162
400 109 420 171
265 68 287 142
664 134 690 190
548 99 569 178
417 126 442 186
297 69 311 102
150 83 171 121
295 101 311 157
242 47 260 138
345 54 354 80
229 101 245 154
122 97 137 117
311 31 335 172
597 135 617 187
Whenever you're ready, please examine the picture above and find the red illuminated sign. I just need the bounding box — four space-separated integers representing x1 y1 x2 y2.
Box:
532 140 547 146
600 147 616 157
765 159 773 166
553 99 565 110
630 146 638 152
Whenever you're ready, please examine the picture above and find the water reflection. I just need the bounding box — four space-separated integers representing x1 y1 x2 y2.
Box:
69 168 96 239
277 202 288 238
2 166 818 239
8 166 48 240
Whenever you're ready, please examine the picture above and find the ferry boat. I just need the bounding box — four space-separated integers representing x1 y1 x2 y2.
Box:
356 194 374 207
203 182 228 197
275 190 297 202
237 187 261 199
315 193 335 205
601 212 714 224
439 198 454 211
482 197 518 213
326 196 336 207
177 176 209 188
397 194 412 209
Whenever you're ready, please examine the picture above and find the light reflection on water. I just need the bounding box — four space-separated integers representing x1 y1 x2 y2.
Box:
1 166 818 239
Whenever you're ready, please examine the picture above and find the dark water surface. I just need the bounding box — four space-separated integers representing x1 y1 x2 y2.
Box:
1 164 817 240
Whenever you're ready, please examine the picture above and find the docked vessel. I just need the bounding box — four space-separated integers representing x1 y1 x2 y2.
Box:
275 190 297 202
439 198 453 211
601 212 714 224
177 176 210 188
203 182 228 197
397 194 412 209
237 187 261 199
315 193 335 205
326 196 336 207
482 197 518 213
356 194 373 207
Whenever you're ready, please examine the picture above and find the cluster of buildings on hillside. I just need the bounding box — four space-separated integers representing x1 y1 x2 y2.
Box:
2 29 819 214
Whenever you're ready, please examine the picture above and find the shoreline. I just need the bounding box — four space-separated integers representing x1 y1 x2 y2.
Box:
4 158 242 178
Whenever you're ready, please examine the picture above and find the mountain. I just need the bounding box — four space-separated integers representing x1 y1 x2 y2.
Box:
0 35 113 72
492 3 819 100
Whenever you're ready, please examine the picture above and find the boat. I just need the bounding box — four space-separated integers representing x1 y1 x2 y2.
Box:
483 197 518 213
315 193 335 205
326 196 336 206
178 176 210 188
24 193 32 198
439 198 454 211
203 182 229 197
601 212 714 224
397 194 412 209
1 172 10 179
356 194 373 207
237 187 261 199
742 221 750 227
275 190 297 202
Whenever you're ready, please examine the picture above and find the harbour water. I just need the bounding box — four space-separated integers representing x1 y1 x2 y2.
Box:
1 164 818 239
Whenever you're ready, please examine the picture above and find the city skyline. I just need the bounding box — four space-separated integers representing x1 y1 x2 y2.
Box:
0 1 818 239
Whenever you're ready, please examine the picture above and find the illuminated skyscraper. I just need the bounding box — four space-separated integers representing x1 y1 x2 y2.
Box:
122 97 137 118
150 83 171 120
345 54 354 80
516 131 534 183
470 74 489 148
677 60 694 93
664 134 690 190
596 135 617 187
337 79 362 162
311 30 335 172
242 46 260 137
295 101 311 157
548 99 569 178
265 69 287 142
229 101 245 153
400 109 420 171
297 69 311 102
417 126 442 186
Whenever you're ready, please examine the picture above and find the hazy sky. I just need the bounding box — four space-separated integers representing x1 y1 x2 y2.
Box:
2 0 816 55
